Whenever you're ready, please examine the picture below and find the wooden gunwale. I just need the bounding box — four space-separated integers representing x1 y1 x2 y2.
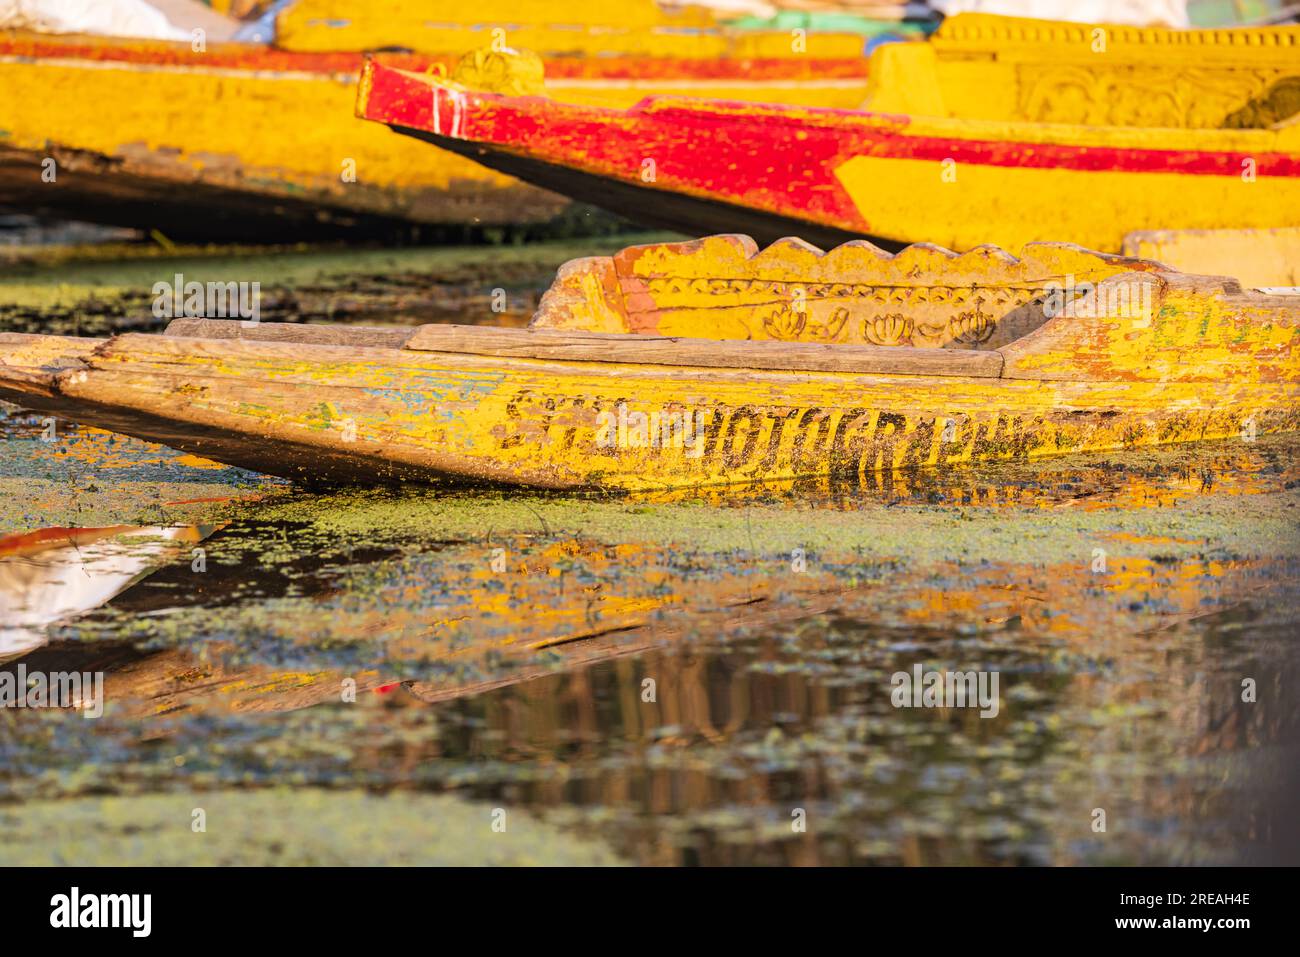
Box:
2 325 1295 491
160 320 1004 377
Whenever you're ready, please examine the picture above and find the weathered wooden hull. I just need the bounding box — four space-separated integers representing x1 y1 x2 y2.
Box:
0 32 873 238
356 16 1300 265
4 233 1296 491
1 332 1295 491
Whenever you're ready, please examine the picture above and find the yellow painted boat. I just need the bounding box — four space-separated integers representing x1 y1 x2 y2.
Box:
357 14 1300 283
1 235 1296 491
0 7 874 239
866 13 1300 127
865 13 1300 283
271 0 871 58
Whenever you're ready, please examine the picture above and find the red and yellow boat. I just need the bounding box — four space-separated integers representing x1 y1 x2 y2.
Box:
356 14 1300 281
0 2 877 239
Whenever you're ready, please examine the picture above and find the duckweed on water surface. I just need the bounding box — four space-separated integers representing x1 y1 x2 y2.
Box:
0 233 671 335
1 364 1299 863
0 790 626 866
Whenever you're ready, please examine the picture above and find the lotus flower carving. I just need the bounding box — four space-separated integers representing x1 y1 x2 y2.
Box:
862 313 913 346
949 310 996 345
761 305 809 340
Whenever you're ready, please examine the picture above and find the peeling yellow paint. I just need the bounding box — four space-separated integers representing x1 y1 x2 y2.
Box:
1 37 875 222
274 0 867 58
3 237 1296 491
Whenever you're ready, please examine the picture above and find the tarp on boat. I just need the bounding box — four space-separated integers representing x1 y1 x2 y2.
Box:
0 0 238 39
0 0 186 38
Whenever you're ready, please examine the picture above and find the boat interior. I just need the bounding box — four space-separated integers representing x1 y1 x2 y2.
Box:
525 234 1164 351
5 233 1294 407
125 232 1166 376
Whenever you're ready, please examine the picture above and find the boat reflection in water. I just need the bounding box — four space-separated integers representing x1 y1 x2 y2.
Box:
0 421 1297 863
0 524 216 660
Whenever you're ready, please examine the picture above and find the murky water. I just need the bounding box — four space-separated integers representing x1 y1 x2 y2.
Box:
0 233 668 335
2 399 1297 865
1 238 1297 865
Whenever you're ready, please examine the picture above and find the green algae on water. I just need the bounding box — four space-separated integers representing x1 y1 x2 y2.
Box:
0 789 626 866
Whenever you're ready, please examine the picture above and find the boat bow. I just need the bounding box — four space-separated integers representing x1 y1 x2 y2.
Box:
3 236 1299 490
357 20 1300 259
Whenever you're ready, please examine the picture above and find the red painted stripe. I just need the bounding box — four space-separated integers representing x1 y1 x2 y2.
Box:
363 65 873 230
362 61 1300 236
0 36 869 81
637 100 1300 177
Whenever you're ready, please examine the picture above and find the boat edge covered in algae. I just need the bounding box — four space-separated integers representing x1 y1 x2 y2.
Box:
0 234 1297 491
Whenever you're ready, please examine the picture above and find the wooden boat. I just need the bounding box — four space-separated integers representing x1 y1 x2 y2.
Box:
356 14 1300 279
1 234 1296 491
0 14 874 240
725 9 938 44
271 0 880 57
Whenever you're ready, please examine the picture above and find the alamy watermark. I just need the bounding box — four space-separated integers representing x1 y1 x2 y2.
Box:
595 402 709 458
891 664 999 718
0 666 104 718
151 273 261 326
50 888 150 937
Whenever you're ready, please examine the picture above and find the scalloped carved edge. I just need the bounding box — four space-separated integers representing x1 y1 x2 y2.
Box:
529 234 1300 358
937 13 1300 49
608 233 1170 286
530 233 1181 337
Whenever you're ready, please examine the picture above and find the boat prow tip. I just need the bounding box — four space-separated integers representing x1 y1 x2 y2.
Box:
354 56 377 118
0 332 104 400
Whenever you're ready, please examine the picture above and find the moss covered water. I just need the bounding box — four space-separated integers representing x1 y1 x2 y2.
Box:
2 402 1298 865
1 240 1298 866
0 232 672 335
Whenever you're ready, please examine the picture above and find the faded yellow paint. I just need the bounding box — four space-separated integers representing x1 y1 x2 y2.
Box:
0 39 874 223
839 14 1300 271
0 54 518 218
867 13 1300 128
3 238 1296 491
1122 227 1300 289
22 339 1300 491
833 152 1300 260
275 0 867 58
534 234 1158 349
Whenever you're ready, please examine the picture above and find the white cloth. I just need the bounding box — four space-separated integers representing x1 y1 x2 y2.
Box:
933 0 1190 27
682 0 779 14
0 0 189 39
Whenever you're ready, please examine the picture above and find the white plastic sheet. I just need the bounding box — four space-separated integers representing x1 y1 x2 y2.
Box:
0 0 189 39
932 0 1190 28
